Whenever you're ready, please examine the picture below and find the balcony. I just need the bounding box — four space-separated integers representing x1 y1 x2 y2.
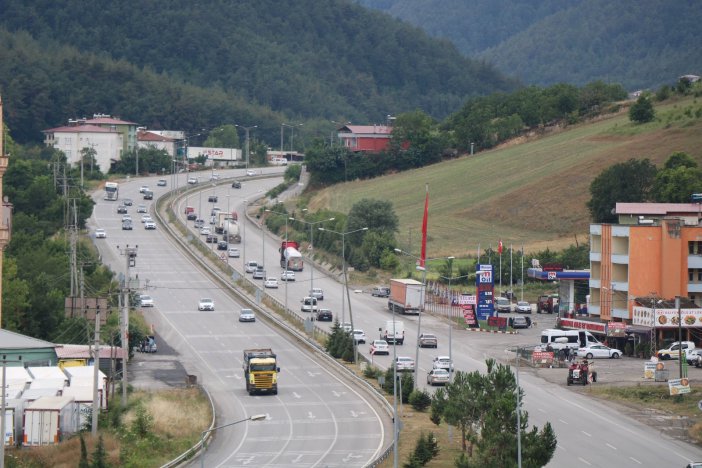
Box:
611 254 629 264
611 281 629 292
589 279 601 289
590 252 601 262
688 255 702 269
688 283 702 294
612 307 630 319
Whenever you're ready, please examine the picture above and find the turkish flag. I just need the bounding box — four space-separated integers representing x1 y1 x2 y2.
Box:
420 185 428 268
498 240 503 254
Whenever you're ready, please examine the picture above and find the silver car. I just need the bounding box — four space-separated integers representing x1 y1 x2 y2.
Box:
427 368 450 386
239 308 255 322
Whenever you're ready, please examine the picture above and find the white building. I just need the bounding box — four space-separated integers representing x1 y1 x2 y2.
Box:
43 124 122 173
137 130 178 157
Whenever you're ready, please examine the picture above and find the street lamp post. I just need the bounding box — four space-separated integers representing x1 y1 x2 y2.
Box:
236 124 257 170
281 123 303 153
319 227 368 328
266 207 293 313
291 210 335 296
200 414 266 468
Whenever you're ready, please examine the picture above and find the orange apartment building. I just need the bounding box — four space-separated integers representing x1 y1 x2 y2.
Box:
590 203 702 343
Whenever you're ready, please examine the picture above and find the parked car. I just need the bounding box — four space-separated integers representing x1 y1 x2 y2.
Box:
198 298 215 311
686 348 702 365
511 316 529 329
208 195 218 203
139 295 154 307
432 356 454 372
94 228 107 239
301 296 318 312
315 309 333 321
515 301 532 314
309 287 324 300
657 341 696 360
418 333 438 348
137 204 147 213
371 286 390 297
264 277 279 289
232 180 241 189
217 241 228 250
187 212 198 221
370 340 389 355
139 335 157 353
427 368 450 386
495 297 511 313
228 247 240 258
239 308 255 322
117 205 128 214
157 179 167 186
352 329 366 344
577 344 622 359
281 270 296 281
122 198 133 206
395 356 415 372
253 266 265 279
144 220 156 230
245 261 258 273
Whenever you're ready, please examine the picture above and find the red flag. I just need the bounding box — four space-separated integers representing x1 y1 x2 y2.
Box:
498 240 503 254
420 185 429 268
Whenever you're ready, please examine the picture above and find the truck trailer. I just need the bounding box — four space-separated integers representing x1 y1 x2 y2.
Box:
279 241 303 271
388 278 425 315
243 348 280 395
22 396 80 446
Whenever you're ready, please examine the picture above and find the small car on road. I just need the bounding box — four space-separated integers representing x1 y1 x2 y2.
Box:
309 288 324 300
245 261 258 273
427 368 450 386
144 220 156 230
208 195 218 203
157 179 167 187
370 340 389 355
264 277 279 289
117 205 128 214
198 298 215 311
137 204 147 213
239 308 255 322
94 228 107 239
139 295 154 307
281 270 296 281
232 180 241 189
432 356 454 372
187 212 198 221
217 241 228 250
187 177 198 185
301 296 318 312
352 329 366 344
418 333 438 348
371 286 390 297
228 247 240 258
122 221 133 230
253 266 265 279
314 309 333 321
246 169 256 176
395 356 415 372
122 198 133 206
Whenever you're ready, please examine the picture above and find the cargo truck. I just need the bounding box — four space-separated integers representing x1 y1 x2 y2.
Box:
215 211 241 243
383 320 405 345
388 278 425 315
243 348 280 395
280 241 304 271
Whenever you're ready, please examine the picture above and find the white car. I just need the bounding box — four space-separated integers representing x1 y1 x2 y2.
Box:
301 296 318 312
370 340 389 355
281 270 296 281
228 247 240 258
139 295 154 307
137 204 147 213
309 288 324 300
239 308 255 322
139 185 149 193
122 214 132 223
246 169 256 176
245 261 258 273
577 344 622 359
187 177 198 184
264 277 279 289
198 298 215 311
352 329 366 344
200 226 211 236
395 356 415 372
157 179 167 187
516 301 532 314
141 214 152 223
340 321 352 333
210 173 220 180
144 220 156 230
94 228 107 239
432 356 454 372
252 267 265 279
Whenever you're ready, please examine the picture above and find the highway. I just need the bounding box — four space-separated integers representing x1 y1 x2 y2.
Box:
89 169 390 468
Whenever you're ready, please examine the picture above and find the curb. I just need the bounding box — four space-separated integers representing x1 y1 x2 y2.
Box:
466 328 518 335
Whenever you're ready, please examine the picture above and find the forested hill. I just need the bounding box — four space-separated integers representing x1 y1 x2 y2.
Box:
0 0 516 144
357 0 702 90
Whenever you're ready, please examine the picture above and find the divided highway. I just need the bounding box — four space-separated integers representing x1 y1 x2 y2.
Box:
89 169 390 468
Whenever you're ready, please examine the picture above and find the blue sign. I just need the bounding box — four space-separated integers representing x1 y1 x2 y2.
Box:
476 264 495 321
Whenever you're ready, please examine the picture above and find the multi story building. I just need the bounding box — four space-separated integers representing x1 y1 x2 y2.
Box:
43 124 122 174
590 202 702 343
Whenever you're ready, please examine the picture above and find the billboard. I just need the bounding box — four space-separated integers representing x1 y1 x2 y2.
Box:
187 146 241 161
475 264 495 321
633 306 702 328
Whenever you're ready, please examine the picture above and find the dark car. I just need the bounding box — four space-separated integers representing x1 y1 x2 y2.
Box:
232 180 241 189
186 212 197 221
208 195 218 203
122 198 133 206
206 234 218 243
217 241 228 250
122 221 133 230
143 190 154 200
371 286 391 297
315 309 333 321
117 205 128 214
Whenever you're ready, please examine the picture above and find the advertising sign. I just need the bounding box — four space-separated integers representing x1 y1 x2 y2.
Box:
633 306 702 328
475 264 494 321
668 378 691 396
463 305 478 328
643 361 659 380
458 295 477 305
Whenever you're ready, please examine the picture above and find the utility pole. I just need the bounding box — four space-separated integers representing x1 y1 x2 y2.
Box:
91 303 101 436
121 245 138 407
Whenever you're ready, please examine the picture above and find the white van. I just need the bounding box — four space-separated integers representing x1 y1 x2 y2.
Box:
383 320 405 345
540 329 600 351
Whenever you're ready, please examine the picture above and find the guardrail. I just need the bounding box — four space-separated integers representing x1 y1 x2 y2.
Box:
154 175 394 468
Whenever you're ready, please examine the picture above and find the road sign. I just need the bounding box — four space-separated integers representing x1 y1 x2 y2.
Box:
547 271 557 280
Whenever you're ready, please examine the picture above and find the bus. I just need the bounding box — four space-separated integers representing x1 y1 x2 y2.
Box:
104 182 119 201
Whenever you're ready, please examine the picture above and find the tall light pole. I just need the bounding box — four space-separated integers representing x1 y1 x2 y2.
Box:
291 210 335 296
236 124 257 170
242 199 248 266
281 123 303 154
319 226 368 327
266 206 293 313
200 414 266 468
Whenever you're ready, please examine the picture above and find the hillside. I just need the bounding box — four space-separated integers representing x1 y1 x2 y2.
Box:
308 96 702 255
357 0 702 90
0 0 515 144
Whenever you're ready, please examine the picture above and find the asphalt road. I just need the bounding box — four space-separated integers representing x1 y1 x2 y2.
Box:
89 169 390 468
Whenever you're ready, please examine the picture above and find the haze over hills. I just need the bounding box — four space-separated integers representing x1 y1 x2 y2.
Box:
0 0 516 144
357 0 702 90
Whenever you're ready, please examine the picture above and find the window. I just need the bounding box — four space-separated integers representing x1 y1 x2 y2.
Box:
690 270 695 281
698 270 702 281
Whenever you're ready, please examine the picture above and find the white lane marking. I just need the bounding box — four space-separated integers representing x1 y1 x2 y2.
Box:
581 430 591 437
558 419 568 424
342 453 362 462
606 443 617 450
292 392 301 399
307 412 316 420
629 457 642 464
578 457 592 465
292 454 303 464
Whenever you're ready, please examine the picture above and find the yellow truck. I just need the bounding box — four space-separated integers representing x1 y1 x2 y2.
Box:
243 348 279 395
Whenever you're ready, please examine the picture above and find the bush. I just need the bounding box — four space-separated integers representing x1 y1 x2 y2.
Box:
408 389 432 411
404 432 439 467
364 364 381 379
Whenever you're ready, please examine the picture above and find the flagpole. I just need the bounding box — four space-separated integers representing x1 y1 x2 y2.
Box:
521 244 525 302
477 243 481 264
510 243 513 301
415 183 429 390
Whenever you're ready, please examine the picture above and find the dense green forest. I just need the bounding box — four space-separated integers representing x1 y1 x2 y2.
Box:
0 0 516 145
358 0 702 90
